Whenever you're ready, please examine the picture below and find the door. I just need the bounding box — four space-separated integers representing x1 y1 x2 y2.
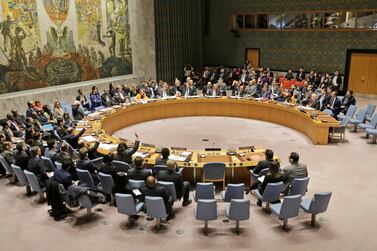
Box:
245 48 260 69
348 53 377 95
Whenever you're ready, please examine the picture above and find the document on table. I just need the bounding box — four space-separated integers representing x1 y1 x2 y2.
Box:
180 151 192 156
257 176 265 183
99 143 118 151
133 152 149 158
82 135 97 143
169 155 187 162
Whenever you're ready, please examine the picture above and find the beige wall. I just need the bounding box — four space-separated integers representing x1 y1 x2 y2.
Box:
0 0 156 117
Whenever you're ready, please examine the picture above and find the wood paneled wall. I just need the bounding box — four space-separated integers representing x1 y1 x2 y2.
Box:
349 53 377 95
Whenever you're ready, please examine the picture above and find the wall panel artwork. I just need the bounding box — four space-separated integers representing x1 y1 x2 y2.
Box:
0 0 132 94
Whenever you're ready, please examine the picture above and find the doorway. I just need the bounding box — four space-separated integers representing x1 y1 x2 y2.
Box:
245 48 260 69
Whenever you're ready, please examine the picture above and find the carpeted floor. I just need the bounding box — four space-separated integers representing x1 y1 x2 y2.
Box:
1 97 377 251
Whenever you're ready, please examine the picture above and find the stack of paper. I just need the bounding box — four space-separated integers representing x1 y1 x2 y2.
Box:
99 143 118 151
133 152 149 158
168 155 187 162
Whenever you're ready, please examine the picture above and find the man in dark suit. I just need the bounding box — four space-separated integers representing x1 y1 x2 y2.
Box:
1 120 14 142
28 146 49 186
26 101 36 117
181 80 197 97
115 135 140 164
155 147 170 166
253 149 275 175
77 139 100 160
15 142 30 170
158 160 192 206
140 176 174 221
296 67 306 82
76 89 90 110
319 88 331 111
6 113 24 137
330 70 342 89
76 147 99 185
307 93 321 110
55 117 68 139
55 143 71 164
101 89 113 107
341 90 356 114
45 139 58 162
327 91 342 118
71 101 85 120
64 128 86 149
127 156 151 181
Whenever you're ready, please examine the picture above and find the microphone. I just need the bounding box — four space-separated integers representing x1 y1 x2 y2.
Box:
212 142 215 154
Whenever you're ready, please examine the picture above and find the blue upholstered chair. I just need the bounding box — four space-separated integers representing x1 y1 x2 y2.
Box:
115 193 144 227
221 183 245 202
195 199 217 235
128 179 146 189
23 170 45 202
289 177 310 196
331 116 352 141
112 160 131 172
254 182 283 211
153 165 167 176
98 172 115 204
337 104 356 121
350 109 367 131
300 192 332 226
76 168 95 188
365 103 376 122
271 194 302 231
78 194 96 217
193 182 215 201
54 161 63 170
41 156 56 172
12 164 31 194
359 114 377 137
145 196 168 231
157 181 177 201
203 162 226 190
91 157 104 166
366 128 377 143
322 108 333 116
225 199 250 234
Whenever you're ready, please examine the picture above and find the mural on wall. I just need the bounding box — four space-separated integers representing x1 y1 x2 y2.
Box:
0 0 132 94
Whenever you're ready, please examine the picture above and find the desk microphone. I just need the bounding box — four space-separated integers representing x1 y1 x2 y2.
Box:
212 142 215 154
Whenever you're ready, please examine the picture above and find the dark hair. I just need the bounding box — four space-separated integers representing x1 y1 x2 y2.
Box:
47 139 56 149
104 152 114 164
31 146 40 157
117 142 128 154
269 161 281 178
61 158 74 170
16 142 25 152
56 117 64 124
290 152 300 163
265 149 274 160
134 156 143 169
60 143 68 152
161 148 170 159
1 120 9 128
349 90 353 95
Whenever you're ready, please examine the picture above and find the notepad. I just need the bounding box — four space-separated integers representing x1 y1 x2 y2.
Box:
180 151 192 156
99 143 118 151
82 135 97 143
132 189 142 196
168 155 187 162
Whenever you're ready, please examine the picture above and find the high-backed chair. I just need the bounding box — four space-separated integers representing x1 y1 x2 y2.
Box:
225 199 250 234
337 105 356 121
98 172 115 204
330 116 352 141
128 179 146 189
289 177 310 196
221 183 245 202
193 182 215 201
23 170 45 202
300 192 332 226
254 182 283 211
195 199 217 235
11 164 31 194
0 155 15 181
359 114 377 137
78 194 96 217
76 168 95 188
115 193 144 227
54 161 63 170
145 196 168 231
365 103 376 122
322 108 333 116
157 181 177 201
271 194 302 231
153 165 167 176
350 109 367 131
91 157 104 166
112 160 131 172
249 168 269 186
203 162 226 190
41 156 56 172
366 128 377 143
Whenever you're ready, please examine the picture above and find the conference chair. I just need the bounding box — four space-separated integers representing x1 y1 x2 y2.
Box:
91 157 104 166
63 140 79 158
300 192 332 226
78 194 96 218
254 182 283 211
366 128 377 143
289 177 310 196
221 183 245 202
0 155 15 181
271 194 302 231
112 160 131 172
350 109 367 131
195 199 217 235
359 114 377 138
337 104 356 121
365 103 376 122
145 196 168 232
225 199 250 234
128 179 146 189
11 164 31 195
98 172 115 205
249 168 269 187
202 162 226 190
157 181 177 201
193 182 215 201
41 156 56 172
322 108 333 116
54 161 62 170
23 170 45 202
330 116 352 141
115 193 144 227
153 165 167 176
76 168 95 188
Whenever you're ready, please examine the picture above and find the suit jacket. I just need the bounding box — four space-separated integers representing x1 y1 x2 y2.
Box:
309 99 321 110
140 185 172 213
157 170 184 199
258 174 284 195
72 106 85 120
341 95 356 110
54 169 73 189
15 151 30 170
155 157 168 166
64 128 86 149
296 72 306 81
56 125 68 139
1 149 15 165
2 128 13 142
45 149 58 163
181 86 197 97
28 157 49 186
253 159 275 175
329 97 342 117
319 94 331 111
282 163 308 193
115 140 139 164
55 151 71 164
76 159 98 176
127 168 150 181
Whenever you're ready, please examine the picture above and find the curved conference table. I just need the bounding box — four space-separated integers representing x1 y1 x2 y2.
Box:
78 97 339 184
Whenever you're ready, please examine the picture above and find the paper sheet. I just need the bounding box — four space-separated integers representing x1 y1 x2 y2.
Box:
82 135 97 143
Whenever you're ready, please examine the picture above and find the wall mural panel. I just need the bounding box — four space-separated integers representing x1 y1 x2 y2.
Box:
0 0 132 94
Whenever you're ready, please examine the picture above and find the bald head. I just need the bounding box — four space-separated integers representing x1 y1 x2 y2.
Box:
146 176 156 188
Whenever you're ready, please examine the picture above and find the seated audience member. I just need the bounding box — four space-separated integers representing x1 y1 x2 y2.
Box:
15 142 30 171
218 79 227 96
55 117 68 139
99 153 130 195
256 161 284 207
115 86 126 102
285 69 294 81
64 128 86 149
115 135 140 164
76 89 90 110
127 156 150 181
34 101 43 112
1 141 15 166
158 160 192 206
282 152 308 195
77 138 100 160
45 139 58 162
32 131 45 154
90 86 103 111
245 79 258 97
135 89 149 101
71 101 85 121
327 91 342 118
55 143 71 164
63 113 74 128
28 146 49 186
260 83 270 99
156 147 170 166
42 104 56 124
2 120 14 142
318 88 331 111
307 93 321 110
269 81 283 101
26 101 36 117
140 176 174 221
101 89 113 107
6 113 24 137
76 147 99 185
54 101 64 117
253 149 275 175
296 67 305 82
341 90 356 114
